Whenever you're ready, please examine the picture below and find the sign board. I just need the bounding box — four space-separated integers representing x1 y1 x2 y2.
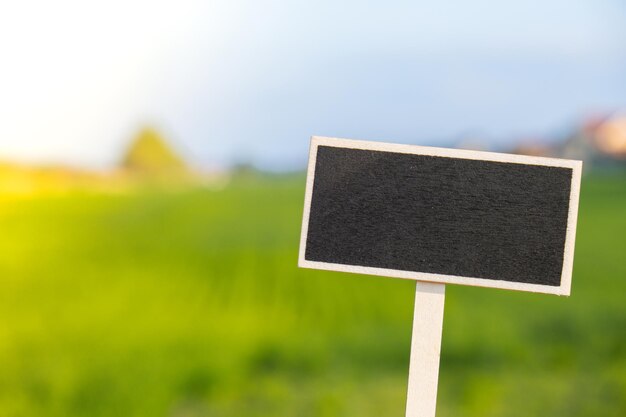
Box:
298 136 583 417
299 136 582 296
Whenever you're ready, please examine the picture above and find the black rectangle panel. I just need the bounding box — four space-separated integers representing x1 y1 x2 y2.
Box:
305 146 573 286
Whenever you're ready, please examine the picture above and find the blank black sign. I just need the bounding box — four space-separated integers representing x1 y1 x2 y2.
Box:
299 137 582 295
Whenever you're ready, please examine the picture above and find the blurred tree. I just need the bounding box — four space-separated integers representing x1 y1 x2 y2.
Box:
121 127 187 175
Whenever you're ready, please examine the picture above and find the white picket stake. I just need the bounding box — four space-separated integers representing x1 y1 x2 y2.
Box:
405 282 446 417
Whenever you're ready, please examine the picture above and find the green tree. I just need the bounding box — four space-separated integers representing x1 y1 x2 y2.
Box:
122 127 187 175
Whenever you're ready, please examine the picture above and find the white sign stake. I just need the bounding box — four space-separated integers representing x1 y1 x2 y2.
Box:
405 282 446 417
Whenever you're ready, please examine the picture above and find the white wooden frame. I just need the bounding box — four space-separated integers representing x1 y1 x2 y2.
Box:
298 136 583 296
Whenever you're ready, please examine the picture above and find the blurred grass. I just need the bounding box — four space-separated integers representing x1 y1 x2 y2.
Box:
0 174 624 416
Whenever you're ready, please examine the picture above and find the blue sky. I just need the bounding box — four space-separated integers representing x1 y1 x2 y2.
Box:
0 0 625 170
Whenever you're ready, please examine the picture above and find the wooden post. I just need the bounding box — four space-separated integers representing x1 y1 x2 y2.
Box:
405 282 446 417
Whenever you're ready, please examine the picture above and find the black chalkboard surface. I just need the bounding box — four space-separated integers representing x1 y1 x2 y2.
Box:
299 137 582 295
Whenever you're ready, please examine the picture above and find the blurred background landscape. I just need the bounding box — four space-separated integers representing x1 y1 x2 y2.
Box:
0 1 625 416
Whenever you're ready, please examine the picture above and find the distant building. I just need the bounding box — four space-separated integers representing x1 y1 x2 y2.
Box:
511 139 555 158
560 112 626 171
593 113 626 158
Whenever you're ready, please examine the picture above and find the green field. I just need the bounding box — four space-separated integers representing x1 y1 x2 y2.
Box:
0 175 624 417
